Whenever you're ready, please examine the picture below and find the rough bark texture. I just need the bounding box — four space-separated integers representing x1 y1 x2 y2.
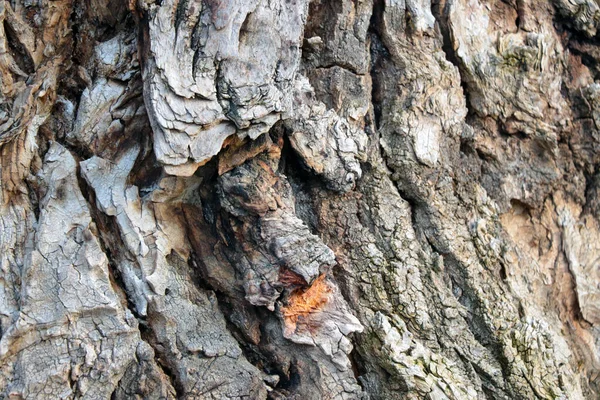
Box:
0 0 599 398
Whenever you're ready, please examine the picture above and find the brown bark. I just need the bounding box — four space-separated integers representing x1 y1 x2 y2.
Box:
0 0 599 398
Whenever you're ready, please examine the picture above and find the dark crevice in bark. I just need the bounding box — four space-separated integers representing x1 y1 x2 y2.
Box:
430 0 475 120
570 43 600 81
185 264 276 388
301 0 365 76
24 177 40 223
368 0 390 131
76 167 181 397
213 294 298 397
456 349 508 399
238 12 253 45
583 170 600 217
481 383 501 400
3 20 34 75
68 2 80 66
65 0 92 107
368 41 516 396
348 345 367 388
174 0 189 38
183 173 292 393
368 0 433 264
553 9 600 64
191 8 211 83
309 63 367 76
514 0 525 30
216 299 301 397
24 131 49 222
56 136 94 163
371 108 516 396
280 134 322 234
560 243 591 326
144 340 184 399
79 181 136 314
78 175 142 328
137 298 186 397
185 250 223 294
442 253 515 394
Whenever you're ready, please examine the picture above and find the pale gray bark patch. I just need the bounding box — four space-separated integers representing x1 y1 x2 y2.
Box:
285 76 368 192
141 0 309 175
0 143 140 398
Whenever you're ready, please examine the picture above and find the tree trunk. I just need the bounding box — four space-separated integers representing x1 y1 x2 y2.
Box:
0 0 599 398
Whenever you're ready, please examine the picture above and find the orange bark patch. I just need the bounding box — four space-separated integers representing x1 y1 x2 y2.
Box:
281 275 332 328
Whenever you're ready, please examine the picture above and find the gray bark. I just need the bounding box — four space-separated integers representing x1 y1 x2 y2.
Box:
0 0 599 398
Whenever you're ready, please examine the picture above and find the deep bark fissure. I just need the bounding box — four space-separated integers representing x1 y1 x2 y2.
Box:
430 0 476 119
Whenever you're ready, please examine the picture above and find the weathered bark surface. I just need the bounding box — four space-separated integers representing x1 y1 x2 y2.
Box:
0 0 599 398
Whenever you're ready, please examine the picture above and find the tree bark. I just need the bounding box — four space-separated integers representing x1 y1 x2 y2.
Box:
0 0 599 398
